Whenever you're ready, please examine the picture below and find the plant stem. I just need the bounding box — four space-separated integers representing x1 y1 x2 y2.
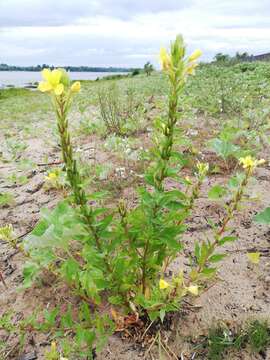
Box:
55 96 113 274
154 78 179 191
195 168 251 276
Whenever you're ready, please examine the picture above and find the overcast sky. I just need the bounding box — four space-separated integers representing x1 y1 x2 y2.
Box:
0 0 269 67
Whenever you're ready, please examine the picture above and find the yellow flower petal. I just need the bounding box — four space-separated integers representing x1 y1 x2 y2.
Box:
187 285 199 296
46 172 57 180
41 68 51 82
54 83 64 96
71 81 81 93
189 49 203 62
247 252 260 264
160 47 171 70
50 69 62 86
38 81 52 93
159 279 170 290
239 156 254 169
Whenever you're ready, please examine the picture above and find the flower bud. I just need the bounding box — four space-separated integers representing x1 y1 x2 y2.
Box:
189 49 203 62
59 68 71 87
71 81 81 93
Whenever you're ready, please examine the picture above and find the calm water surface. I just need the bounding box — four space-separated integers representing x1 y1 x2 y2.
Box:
0 71 126 88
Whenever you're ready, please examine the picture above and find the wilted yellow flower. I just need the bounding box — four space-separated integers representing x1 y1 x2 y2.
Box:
71 81 81 93
159 279 170 290
239 156 265 171
188 49 203 62
187 284 199 296
38 68 64 96
160 47 171 70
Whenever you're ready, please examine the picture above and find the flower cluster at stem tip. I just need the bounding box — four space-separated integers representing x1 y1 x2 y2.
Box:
160 36 202 75
38 68 81 96
239 156 265 172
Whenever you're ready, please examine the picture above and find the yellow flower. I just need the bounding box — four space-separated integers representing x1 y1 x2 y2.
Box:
38 68 64 96
45 172 57 181
159 279 170 290
189 49 203 62
71 81 81 93
247 252 260 264
239 156 265 170
187 285 199 296
160 47 171 70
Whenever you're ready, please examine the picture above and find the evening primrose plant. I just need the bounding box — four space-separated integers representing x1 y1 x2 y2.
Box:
18 36 264 357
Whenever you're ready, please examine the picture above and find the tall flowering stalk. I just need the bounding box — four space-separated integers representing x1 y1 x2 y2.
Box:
137 37 203 294
38 69 103 252
154 38 202 191
190 156 265 283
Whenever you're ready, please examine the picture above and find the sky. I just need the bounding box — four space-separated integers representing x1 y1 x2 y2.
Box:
0 0 270 67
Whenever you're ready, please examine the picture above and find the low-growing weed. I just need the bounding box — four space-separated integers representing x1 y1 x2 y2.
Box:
202 320 270 359
98 82 143 135
0 192 15 208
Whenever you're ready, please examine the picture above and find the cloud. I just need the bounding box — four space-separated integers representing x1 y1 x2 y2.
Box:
0 0 189 27
0 0 270 66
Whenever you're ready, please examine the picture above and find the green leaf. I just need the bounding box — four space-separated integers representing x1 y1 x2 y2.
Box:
195 242 200 260
24 200 85 251
210 138 240 160
198 242 209 266
254 207 270 224
208 185 227 200
219 236 237 245
96 214 113 232
201 267 217 277
61 305 73 328
159 309 166 323
209 253 226 263
44 307 59 328
22 262 39 288
148 311 159 322
228 173 245 189
108 295 123 305
61 259 80 283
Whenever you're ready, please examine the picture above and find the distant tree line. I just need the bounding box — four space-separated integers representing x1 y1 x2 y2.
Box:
0 63 138 72
213 51 270 64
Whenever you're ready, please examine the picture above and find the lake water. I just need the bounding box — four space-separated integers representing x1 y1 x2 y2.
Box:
0 71 126 88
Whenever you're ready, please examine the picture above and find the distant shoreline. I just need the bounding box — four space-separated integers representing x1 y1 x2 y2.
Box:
0 70 133 89
0 67 136 73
